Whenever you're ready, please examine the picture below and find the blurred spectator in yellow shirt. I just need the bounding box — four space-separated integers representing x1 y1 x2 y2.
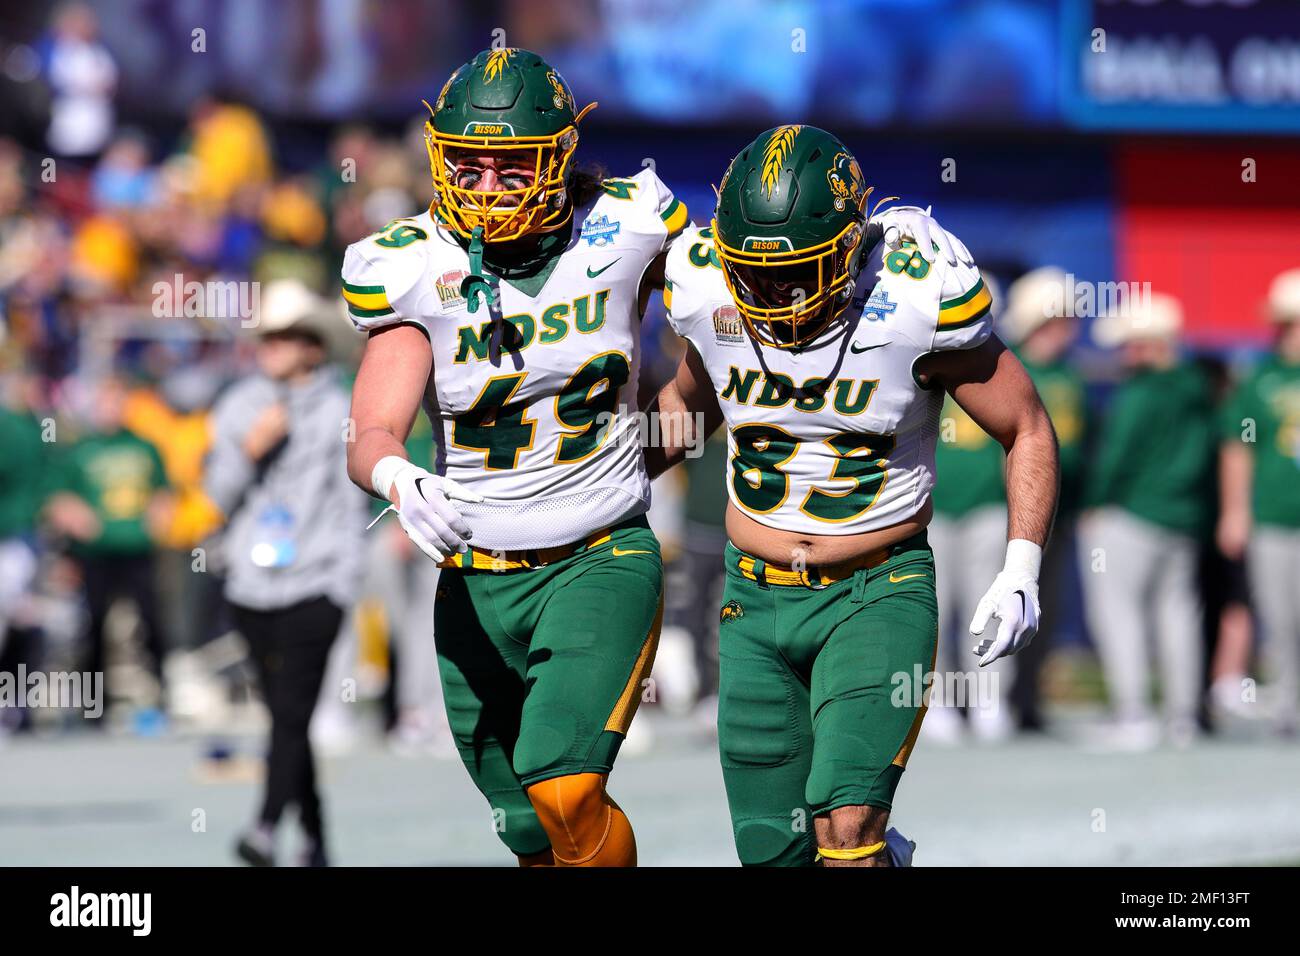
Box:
187 98 273 211
70 213 137 294
123 370 227 658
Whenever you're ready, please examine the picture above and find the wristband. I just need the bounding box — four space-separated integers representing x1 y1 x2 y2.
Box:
1004 538 1043 578
371 455 413 502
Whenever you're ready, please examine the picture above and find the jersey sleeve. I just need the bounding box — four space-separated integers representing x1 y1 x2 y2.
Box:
661 225 717 347
340 231 434 337
597 166 690 252
932 258 995 352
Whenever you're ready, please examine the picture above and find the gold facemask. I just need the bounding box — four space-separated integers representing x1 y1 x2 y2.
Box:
423 101 596 243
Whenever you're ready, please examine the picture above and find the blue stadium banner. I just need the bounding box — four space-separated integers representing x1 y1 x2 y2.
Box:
1061 0 1300 133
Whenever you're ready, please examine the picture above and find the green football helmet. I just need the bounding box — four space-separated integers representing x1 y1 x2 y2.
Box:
424 48 596 242
712 125 873 349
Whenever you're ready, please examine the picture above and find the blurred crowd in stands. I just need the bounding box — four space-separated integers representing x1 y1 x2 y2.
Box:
1 4 1298 765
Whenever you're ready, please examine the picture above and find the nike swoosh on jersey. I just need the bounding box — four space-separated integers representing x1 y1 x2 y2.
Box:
611 546 653 556
587 258 621 278
888 571 929 584
850 341 888 354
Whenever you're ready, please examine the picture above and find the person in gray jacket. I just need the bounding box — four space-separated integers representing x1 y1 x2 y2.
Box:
205 279 367 867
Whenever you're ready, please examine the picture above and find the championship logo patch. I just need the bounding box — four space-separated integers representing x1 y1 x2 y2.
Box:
862 287 897 321
581 213 621 247
720 600 744 624
436 269 469 310
713 304 744 345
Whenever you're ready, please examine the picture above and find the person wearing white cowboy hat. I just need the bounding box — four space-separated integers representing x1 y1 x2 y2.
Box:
205 277 370 866
1078 290 1216 750
250 276 359 361
1217 268 1300 736
999 267 1089 733
1090 288 1183 351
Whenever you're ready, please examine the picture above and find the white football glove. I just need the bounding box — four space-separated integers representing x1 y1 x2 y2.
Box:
369 455 482 563
871 205 973 268
969 539 1042 667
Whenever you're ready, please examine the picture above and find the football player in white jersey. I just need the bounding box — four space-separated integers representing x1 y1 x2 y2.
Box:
645 126 1060 866
343 47 970 866
343 47 684 867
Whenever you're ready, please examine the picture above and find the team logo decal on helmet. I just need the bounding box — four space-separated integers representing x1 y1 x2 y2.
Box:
547 70 573 110
761 125 801 198
434 69 458 112
483 47 513 82
827 151 865 213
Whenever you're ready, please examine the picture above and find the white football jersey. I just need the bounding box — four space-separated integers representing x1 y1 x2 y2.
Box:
343 167 689 550
664 224 992 536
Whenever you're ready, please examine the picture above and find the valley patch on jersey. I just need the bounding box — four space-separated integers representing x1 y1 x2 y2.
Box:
664 224 991 536
341 167 687 550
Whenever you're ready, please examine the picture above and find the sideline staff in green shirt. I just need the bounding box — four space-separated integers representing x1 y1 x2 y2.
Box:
1218 268 1300 734
1081 292 1213 747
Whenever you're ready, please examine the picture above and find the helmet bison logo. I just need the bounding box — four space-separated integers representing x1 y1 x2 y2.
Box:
546 70 572 110
827 151 865 212
434 69 458 112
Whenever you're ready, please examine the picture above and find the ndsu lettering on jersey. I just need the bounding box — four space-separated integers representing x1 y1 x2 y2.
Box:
454 290 611 363
720 367 879 415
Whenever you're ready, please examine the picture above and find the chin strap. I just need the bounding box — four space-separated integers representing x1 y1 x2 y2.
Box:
460 225 492 313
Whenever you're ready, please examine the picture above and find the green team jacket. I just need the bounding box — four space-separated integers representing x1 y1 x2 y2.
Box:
0 408 46 538
933 352 1087 519
1219 353 1300 529
1085 361 1215 537
56 429 168 556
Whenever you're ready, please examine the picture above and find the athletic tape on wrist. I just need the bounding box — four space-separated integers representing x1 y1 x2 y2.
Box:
1004 538 1043 578
371 455 412 502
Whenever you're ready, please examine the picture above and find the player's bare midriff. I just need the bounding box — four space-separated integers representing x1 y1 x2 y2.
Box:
725 497 933 567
